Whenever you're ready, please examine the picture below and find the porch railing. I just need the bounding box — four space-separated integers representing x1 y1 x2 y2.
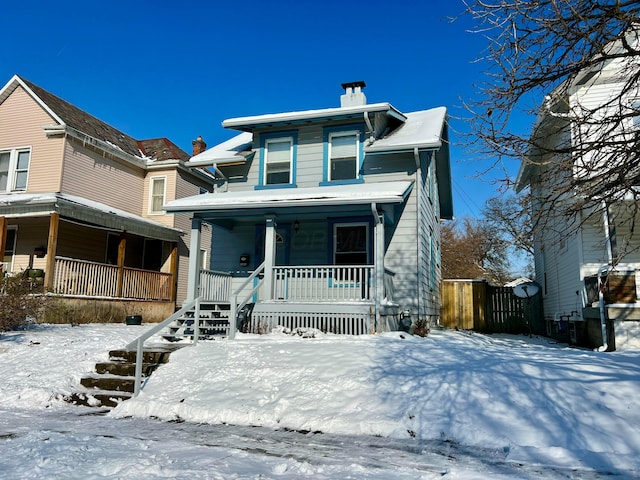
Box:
199 269 232 302
52 256 172 301
272 265 374 302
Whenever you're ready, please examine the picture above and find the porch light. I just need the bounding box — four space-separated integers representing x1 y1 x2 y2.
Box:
293 220 300 233
34 246 47 258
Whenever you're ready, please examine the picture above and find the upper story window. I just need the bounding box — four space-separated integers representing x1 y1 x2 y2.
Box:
0 148 30 192
149 176 166 214
323 126 364 184
259 132 297 188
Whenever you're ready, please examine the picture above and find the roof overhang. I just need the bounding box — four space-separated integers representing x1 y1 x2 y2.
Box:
165 181 414 218
0 193 182 241
222 103 407 132
186 132 254 168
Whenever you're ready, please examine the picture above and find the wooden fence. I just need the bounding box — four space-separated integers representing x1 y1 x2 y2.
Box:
441 280 543 334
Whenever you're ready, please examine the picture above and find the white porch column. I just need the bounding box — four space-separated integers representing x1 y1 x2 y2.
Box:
186 217 202 301
374 212 385 331
263 216 277 301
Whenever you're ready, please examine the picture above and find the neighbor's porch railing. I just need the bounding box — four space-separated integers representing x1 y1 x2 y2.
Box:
199 269 232 302
272 265 374 302
52 256 172 301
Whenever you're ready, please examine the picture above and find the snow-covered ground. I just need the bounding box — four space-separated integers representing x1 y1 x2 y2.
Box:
1 324 639 479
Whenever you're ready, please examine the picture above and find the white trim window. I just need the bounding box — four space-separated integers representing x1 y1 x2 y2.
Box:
329 131 359 181
149 176 166 214
0 148 31 192
264 137 293 185
334 222 369 265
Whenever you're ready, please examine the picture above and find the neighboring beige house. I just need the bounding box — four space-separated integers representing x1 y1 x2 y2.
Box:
0 74 215 321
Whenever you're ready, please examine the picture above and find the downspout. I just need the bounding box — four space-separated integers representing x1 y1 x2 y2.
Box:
371 202 383 332
414 148 423 322
598 201 612 352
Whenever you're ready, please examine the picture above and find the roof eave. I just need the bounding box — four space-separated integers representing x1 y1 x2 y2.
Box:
222 103 407 132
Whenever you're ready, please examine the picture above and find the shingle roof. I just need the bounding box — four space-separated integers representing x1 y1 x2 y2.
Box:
138 138 190 162
15 76 189 162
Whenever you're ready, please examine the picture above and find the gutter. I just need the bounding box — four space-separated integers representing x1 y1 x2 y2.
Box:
43 125 148 169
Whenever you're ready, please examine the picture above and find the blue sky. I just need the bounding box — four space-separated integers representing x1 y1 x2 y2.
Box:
1 0 532 219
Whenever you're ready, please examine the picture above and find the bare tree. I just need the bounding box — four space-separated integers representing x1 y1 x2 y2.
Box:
460 1 640 250
441 217 511 284
484 193 533 254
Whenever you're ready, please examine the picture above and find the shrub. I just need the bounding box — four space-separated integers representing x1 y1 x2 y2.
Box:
0 272 51 333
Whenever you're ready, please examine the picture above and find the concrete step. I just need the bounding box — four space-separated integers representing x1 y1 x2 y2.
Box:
108 345 182 363
68 344 186 409
80 374 137 393
95 361 159 377
66 390 132 408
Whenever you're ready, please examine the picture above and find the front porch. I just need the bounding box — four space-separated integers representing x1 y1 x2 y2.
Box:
197 263 398 335
167 181 414 336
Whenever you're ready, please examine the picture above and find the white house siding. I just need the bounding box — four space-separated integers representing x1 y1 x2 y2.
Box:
537 210 582 320
60 140 144 215
0 86 64 193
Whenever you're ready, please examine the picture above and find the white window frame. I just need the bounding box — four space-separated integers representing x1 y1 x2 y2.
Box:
333 222 370 265
263 137 293 185
0 147 31 192
200 248 208 270
148 176 167 215
328 131 360 181
2 225 18 274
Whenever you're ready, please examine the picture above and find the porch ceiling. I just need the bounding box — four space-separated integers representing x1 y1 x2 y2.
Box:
0 193 182 242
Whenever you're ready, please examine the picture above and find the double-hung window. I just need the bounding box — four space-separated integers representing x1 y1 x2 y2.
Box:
322 126 364 184
149 176 166 214
0 148 31 192
329 132 359 181
263 136 294 185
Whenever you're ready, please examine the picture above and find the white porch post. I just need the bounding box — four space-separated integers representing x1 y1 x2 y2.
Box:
186 217 202 301
374 212 385 332
263 216 277 301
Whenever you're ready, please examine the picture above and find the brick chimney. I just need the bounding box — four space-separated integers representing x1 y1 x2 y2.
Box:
340 81 367 107
192 136 207 156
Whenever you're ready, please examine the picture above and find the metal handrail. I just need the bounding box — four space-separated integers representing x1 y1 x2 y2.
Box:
229 262 266 338
126 296 201 397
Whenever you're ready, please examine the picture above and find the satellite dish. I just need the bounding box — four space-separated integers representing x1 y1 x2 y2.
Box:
513 281 540 299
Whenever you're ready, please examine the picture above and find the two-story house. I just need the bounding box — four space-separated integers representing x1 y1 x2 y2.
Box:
164 82 453 335
0 75 216 323
516 29 640 350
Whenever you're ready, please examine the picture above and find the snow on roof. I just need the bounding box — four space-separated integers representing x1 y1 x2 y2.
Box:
222 103 406 131
0 192 181 237
165 181 414 212
365 107 447 152
186 132 253 167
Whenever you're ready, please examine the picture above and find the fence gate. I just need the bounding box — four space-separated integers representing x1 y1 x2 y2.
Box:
441 280 542 334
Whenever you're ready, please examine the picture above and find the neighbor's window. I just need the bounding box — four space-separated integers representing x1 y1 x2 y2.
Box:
264 137 293 185
149 177 166 214
0 148 30 192
328 132 359 181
